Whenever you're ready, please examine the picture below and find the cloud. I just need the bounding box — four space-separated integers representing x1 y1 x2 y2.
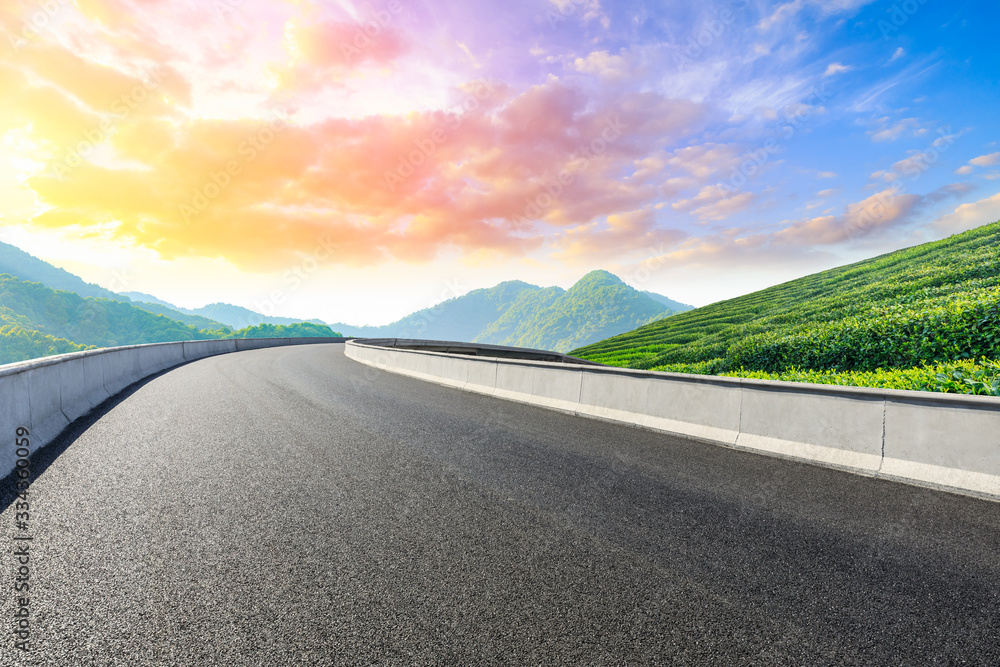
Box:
970 152 1000 167
775 188 921 245
920 182 975 204
758 0 877 31
662 144 742 182
672 186 757 222
955 165 974 175
758 0 807 30
868 117 920 142
14 68 708 269
817 171 837 178
932 193 1000 235
824 62 852 77
889 47 905 62
573 50 632 81
286 17 409 69
870 170 898 182
553 209 687 263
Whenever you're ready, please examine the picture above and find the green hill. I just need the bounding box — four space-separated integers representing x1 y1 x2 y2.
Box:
333 280 542 342
128 301 231 332
572 221 1000 396
123 292 326 330
334 271 692 353
0 275 343 365
475 271 683 352
0 274 218 360
0 241 127 301
186 302 326 329
231 322 341 339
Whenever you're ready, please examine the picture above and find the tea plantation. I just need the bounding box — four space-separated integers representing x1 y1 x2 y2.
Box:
572 221 1000 396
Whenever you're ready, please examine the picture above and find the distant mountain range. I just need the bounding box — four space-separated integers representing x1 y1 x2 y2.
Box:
0 240 693 360
0 241 127 301
331 270 693 353
120 293 325 330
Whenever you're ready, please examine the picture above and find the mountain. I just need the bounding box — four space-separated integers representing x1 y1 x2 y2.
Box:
231 322 341 339
475 271 680 352
0 274 217 364
0 247 230 334
641 290 694 313
0 275 343 365
128 301 231 332
0 241 127 302
122 292 326 330
571 220 1000 395
333 280 541 341
121 291 178 308
335 271 688 353
185 303 325 329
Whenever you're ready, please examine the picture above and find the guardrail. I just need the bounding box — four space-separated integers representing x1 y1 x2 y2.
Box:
346 338 1000 501
1 337 347 478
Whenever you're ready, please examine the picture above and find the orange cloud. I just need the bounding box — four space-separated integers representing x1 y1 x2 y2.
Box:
19 77 704 270
553 209 687 263
775 188 921 245
6 3 713 273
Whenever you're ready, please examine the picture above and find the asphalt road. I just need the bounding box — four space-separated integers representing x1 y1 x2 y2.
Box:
1 342 999 665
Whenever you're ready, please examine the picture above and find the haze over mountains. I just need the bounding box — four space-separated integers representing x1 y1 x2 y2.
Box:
0 241 692 360
120 294 326 330
328 270 692 352
0 240 127 302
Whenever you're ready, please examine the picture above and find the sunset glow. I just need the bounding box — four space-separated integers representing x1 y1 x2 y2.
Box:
1 0 998 323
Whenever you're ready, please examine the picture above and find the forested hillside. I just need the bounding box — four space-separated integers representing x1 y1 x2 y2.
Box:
0 275 341 365
475 271 679 351
334 271 692 352
0 241 126 301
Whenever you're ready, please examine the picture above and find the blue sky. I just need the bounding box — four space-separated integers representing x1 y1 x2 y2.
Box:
0 0 997 323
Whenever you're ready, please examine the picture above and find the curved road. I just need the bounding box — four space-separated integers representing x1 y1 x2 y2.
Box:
2 343 999 665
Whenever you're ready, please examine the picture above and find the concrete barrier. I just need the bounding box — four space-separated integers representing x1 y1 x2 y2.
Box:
643 373 742 445
882 393 1000 497
0 370 30 477
0 337 347 480
184 339 238 361
736 381 884 472
346 339 1000 502
103 347 143 395
464 358 498 395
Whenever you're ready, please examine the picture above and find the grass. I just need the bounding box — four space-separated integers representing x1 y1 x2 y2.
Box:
571 220 1000 396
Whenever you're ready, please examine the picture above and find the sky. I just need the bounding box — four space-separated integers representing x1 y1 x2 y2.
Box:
0 0 998 325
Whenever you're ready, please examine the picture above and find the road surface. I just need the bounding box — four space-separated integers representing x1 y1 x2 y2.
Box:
2 342 998 665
